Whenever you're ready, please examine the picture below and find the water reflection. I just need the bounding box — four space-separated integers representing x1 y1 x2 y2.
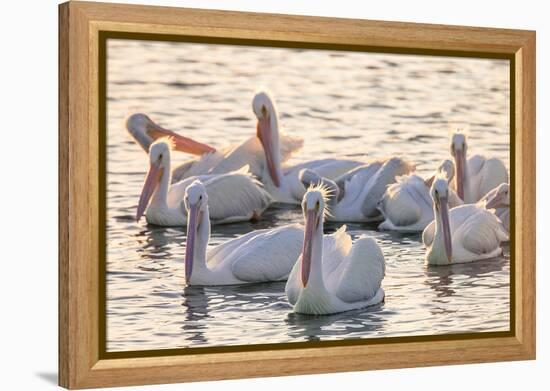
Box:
425 257 507 282
134 226 183 262
180 286 211 345
285 303 387 341
423 258 508 317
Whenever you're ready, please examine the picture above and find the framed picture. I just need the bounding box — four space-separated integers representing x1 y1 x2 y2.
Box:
59 1 536 389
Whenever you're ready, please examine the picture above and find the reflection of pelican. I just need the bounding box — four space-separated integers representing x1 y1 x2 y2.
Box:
180 286 211 345
299 157 414 222
136 139 271 226
134 226 182 262
285 303 385 341
423 178 508 265
450 131 508 203
286 186 385 315
180 282 290 345
126 92 304 184
424 256 508 299
378 159 462 231
184 181 303 286
181 286 211 319
425 273 456 298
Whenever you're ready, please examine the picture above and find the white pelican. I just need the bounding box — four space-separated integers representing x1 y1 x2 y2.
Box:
136 139 271 226
285 186 386 315
126 113 216 156
422 178 508 266
482 182 510 233
377 160 463 231
450 131 508 203
252 91 364 204
183 181 304 286
298 157 415 222
126 92 304 184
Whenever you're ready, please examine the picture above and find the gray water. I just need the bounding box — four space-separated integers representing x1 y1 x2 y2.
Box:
106 39 510 352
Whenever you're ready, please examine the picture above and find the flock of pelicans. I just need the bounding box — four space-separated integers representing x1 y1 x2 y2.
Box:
125 90 510 315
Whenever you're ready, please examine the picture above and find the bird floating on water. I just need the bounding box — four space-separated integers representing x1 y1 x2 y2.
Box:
183 181 303 286
481 182 510 234
298 157 414 222
136 139 271 226
285 185 386 315
377 159 462 232
422 178 508 266
249 91 365 204
450 130 508 203
126 91 304 184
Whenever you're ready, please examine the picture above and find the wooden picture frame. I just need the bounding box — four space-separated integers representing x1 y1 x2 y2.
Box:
59 1 536 389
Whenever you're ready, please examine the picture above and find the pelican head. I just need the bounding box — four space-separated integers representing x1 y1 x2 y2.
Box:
136 139 171 222
126 113 215 155
252 91 281 187
425 159 455 187
450 131 468 200
438 159 455 182
485 183 510 209
300 186 327 287
126 113 154 151
298 169 323 187
184 181 209 283
430 178 453 262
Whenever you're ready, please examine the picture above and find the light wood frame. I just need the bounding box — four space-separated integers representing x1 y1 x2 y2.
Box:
59 1 536 389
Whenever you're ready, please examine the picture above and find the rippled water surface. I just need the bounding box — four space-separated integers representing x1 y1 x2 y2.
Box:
106 40 510 352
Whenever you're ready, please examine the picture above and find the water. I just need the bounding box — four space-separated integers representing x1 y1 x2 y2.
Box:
106 39 510 352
